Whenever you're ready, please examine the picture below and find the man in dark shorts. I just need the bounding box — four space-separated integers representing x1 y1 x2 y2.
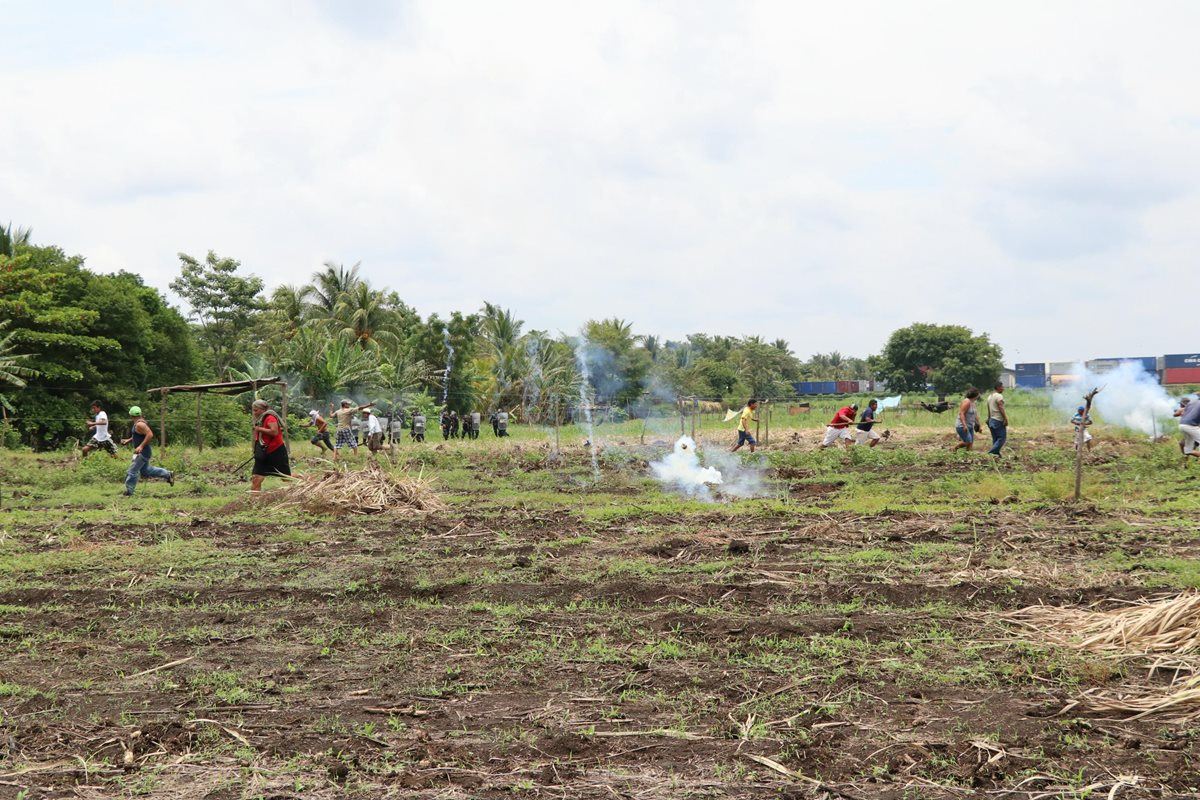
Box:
731 399 759 453
251 399 290 492
82 400 118 458
855 399 883 447
301 409 333 454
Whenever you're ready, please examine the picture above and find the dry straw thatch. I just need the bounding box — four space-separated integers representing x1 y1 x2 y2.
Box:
1006 593 1200 721
267 461 445 515
1005 593 1200 656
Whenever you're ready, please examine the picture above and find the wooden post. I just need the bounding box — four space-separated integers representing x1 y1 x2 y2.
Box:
678 398 685 436
195 393 203 452
764 401 771 447
160 391 168 450
755 402 762 443
280 382 289 460
690 397 696 440
1074 387 1100 502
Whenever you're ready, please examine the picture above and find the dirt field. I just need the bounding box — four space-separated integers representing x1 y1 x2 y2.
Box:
2 428 1199 798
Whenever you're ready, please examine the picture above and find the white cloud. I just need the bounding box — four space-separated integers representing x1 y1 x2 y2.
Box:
3 0 1200 363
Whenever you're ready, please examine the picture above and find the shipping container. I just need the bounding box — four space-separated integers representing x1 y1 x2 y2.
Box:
835 380 856 394
1164 354 1200 369
859 380 874 393
1015 362 1046 376
1016 375 1047 389
1163 367 1200 385
1087 357 1157 375
1048 361 1081 375
818 381 837 394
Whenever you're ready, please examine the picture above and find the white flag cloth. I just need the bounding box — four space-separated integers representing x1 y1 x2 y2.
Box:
878 395 902 409
723 409 739 422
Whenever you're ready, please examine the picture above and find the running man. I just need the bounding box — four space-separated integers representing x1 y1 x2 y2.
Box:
120 406 174 496
1071 405 1094 451
731 399 759 453
820 403 857 449
855 399 882 447
329 399 374 459
954 388 981 452
82 400 118 458
300 409 333 454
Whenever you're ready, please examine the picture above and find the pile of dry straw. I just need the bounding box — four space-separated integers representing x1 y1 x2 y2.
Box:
267 461 444 515
1006 593 1200 721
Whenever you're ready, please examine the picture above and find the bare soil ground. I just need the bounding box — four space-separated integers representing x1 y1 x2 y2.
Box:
2 442 1199 799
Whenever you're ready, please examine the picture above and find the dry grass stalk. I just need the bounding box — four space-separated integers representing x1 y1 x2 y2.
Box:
1005 593 1200 656
1006 593 1200 720
1064 673 1200 722
267 461 444 515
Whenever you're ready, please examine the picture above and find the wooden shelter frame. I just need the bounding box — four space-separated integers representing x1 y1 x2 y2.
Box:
146 378 288 452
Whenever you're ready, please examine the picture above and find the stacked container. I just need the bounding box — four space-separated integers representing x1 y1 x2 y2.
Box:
1014 363 1047 389
1163 354 1200 385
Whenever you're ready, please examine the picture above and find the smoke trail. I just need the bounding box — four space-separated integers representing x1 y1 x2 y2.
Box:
650 436 722 500
1052 361 1176 437
573 336 601 480
442 330 454 405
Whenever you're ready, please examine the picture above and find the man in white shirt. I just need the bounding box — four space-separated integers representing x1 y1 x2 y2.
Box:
362 409 384 453
82 400 118 458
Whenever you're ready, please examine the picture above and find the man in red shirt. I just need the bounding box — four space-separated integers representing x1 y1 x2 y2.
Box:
819 403 858 450
251 399 291 493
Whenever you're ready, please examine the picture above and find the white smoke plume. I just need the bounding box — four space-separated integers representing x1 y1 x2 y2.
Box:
1051 361 1177 437
701 446 770 499
650 436 722 499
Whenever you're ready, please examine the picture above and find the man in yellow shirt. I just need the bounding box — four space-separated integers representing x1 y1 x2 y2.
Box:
731 399 759 453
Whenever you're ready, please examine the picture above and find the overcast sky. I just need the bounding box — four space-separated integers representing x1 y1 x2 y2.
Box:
4 1 1198 364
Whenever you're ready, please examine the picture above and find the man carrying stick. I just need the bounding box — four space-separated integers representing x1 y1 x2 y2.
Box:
855 399 883 447
820 403 857 450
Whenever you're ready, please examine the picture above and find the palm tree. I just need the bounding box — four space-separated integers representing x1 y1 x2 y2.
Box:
0 320 38 413
274 328 380 401
270 284 311 337
307 260 362 314
331 283 400 347
0 223 32 257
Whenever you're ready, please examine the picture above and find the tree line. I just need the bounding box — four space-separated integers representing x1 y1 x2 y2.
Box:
0 229 1004 448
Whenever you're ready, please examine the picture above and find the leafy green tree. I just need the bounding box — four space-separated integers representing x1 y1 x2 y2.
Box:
170 251 265 379
1 243 199 446
0 320 38 413
877 323 1003 394
580 318 651 407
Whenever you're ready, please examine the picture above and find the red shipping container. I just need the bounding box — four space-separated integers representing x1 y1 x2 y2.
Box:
836 380 856 394
1163 367 1200 385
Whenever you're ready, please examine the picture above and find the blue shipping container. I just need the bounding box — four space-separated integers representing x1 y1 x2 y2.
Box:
798 382 815 395
1016 375 1047 389
819 381 837 394
1015 362 1046 376
1164 354 1200 369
